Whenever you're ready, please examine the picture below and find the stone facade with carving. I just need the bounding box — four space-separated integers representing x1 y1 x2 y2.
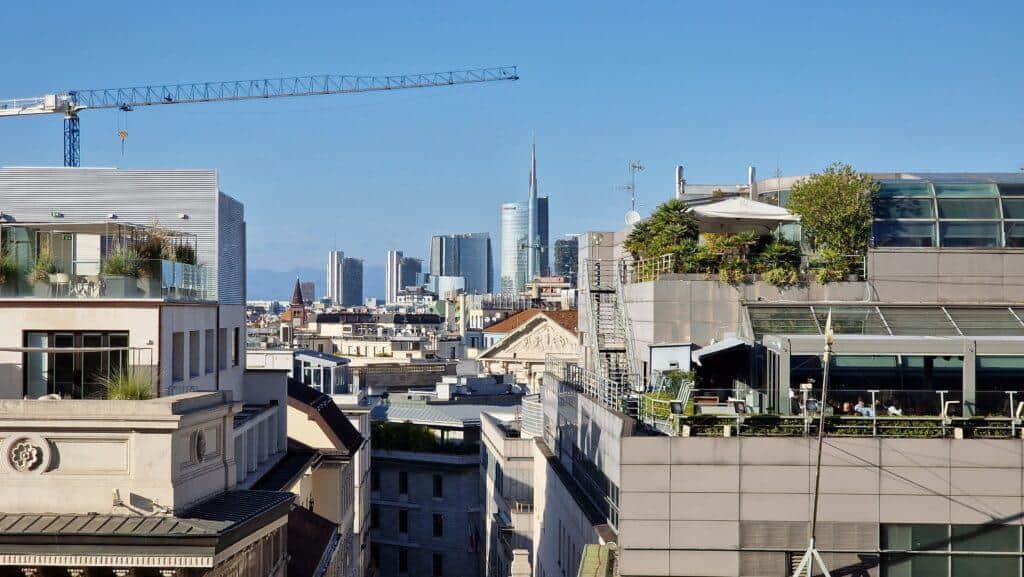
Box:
478 310 580 390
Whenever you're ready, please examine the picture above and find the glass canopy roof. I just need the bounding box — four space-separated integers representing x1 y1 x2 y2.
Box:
873 179 1024 248
748 305 1024 340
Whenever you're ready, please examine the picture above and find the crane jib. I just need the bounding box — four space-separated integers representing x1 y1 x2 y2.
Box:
2 66 518 167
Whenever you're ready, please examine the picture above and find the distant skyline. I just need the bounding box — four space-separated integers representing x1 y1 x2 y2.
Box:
4 1 1024 279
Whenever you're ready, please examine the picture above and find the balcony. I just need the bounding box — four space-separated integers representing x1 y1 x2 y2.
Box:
0 221 209 301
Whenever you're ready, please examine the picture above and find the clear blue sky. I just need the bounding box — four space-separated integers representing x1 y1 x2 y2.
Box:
3 1 1023 281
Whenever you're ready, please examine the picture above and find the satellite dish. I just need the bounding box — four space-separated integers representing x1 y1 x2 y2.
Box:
625 210 642 226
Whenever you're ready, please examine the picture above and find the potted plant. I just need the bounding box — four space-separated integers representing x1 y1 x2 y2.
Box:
0 253 22 297
101 247 142 297
29 252 61 297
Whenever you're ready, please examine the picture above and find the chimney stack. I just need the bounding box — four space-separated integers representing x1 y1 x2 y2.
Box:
675 165 685 198
747 166 758 200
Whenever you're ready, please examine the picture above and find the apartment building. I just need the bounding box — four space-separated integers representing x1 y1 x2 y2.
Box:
370 396 519 577
0 167 366 577
0 167 246 399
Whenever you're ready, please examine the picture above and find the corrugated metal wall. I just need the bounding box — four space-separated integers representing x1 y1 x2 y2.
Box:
0 167 245 302
218 191 245 304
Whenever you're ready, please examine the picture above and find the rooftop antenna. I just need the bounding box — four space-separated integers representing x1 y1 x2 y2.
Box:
791 309 834 577
628 160 644 211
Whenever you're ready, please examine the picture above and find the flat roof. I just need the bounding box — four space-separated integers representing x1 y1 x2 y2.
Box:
0 490 293 563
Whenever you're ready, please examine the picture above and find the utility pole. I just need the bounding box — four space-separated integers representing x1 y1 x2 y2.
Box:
791 310 834 577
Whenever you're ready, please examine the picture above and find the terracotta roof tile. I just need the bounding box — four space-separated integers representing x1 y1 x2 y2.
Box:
484 309 577 334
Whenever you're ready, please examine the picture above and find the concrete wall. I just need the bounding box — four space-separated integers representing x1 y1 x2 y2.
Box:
869 248 1024 303
617 435 1024 576
0 392 236 514
623 277 869 351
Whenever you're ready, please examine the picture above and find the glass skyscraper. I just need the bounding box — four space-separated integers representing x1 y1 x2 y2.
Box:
500 197 548 293
429 233 493 294
554 235 579 287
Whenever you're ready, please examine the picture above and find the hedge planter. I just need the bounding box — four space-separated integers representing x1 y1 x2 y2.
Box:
102 275 141 298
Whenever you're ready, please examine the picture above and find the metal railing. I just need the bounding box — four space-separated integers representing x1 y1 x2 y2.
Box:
546 355 631 413
620 254 676 284
639 388 1024 438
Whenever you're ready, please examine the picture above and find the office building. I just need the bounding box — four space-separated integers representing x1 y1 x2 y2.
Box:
300 280 315 304
343 256 364 307
385 250 403 305
400 256 422 291
370 385 520 577
479 168 1024 577
328 249 345 305
553 235 579 286
501 198 547 294
430 232 494 294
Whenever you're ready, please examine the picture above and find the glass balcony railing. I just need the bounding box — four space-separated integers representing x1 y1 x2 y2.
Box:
0 259 210 301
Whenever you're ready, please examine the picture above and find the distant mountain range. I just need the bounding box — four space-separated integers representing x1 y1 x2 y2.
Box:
247 263 386 302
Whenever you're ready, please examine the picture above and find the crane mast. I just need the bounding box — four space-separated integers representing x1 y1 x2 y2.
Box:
0 66 519 167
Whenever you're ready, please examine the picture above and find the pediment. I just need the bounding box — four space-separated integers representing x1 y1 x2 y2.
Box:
479 316 578 361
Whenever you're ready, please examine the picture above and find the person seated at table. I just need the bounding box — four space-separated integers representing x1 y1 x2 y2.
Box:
841 401 854 415
853 398 874 417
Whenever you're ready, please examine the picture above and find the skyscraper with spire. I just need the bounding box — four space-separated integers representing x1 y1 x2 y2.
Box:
526 138 538 280
500 139 549 293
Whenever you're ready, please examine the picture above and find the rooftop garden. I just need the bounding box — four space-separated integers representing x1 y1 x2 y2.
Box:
370 420 479 454
624 163 878 285
0 221 205 300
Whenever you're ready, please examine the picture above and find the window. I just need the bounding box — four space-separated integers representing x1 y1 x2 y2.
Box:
399 471 408 495
878 181 932 197
880 523 1022 577
939 221 1000 247
172 332 185 382
370 505 379 528
398 548 408 573
232 327 240 366
189 330 200 378
873 221 935 247
433 513 444 537
937 198 1000 219
432 553 444 577
398 509 408 533
24 331 130 399
433 474 443 498
204 329 215 374
934 183 998 197
872 179 1024 248
371 469 380 491
218 328 228 369
951 524 1019 552
370 543 380 569
875 197 935 219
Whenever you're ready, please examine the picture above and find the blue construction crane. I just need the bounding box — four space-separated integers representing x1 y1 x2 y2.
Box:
0 66 519 167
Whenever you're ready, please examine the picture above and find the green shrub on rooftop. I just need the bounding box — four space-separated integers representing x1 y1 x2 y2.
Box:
786 162 877 281
97 367 155 400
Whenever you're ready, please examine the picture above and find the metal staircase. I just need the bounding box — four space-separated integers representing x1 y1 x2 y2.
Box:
580 258 643 414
